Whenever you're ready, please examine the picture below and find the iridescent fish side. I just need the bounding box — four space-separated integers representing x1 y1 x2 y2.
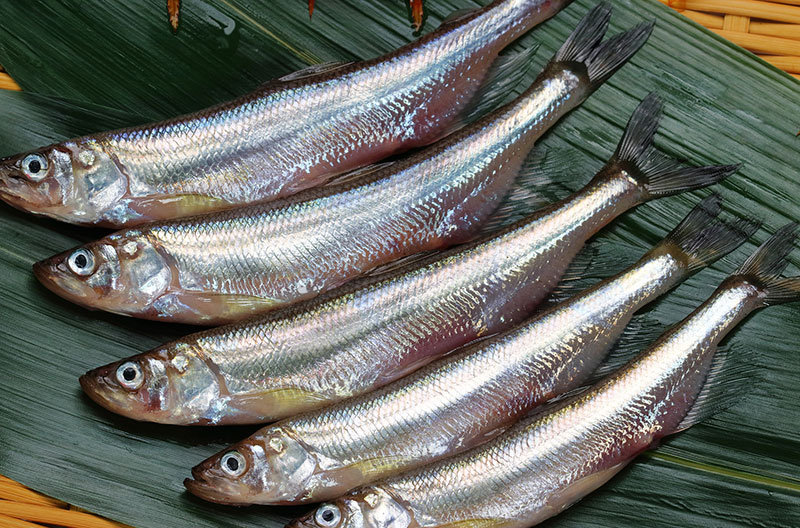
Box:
0 0 572 227
292 225 800 528
32 4 641 325
183 195 755 505
80 86 735 428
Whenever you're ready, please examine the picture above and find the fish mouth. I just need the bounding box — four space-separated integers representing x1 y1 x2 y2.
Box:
184 464 254 505
79 361 165 422
0 174 31 208
32 258 70 299
79 366 134 417
0 185 28 211
184 473 230 505
0 167 55 215
33 253 105 313
33 256 80 301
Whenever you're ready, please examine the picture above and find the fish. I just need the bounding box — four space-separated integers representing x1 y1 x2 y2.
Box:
182 194 756 505
0 0 572 228
78 85 736 428
31 3 641 325
288 223 800 528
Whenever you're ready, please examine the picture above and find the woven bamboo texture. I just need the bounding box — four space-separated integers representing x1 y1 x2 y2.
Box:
0 65 21 91
0 1 797 527
659 0 800 78
0 475 129 527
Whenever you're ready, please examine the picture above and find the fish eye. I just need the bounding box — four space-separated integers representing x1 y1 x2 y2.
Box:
21 153 48 182
115 361 144 390
220 451 246 477
315 504 342 528
67 248 95 276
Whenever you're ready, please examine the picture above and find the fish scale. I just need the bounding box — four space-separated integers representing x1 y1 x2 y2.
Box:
82 11 694 445
36 54 597 325
213 195 753 507
1 0 570 227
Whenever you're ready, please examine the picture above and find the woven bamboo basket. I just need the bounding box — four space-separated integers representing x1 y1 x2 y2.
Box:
0 0 798 526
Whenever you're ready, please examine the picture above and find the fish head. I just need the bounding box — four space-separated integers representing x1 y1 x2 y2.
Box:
185 426 321 504
79 345 220 423
80 352 172 419
0 139 128 225
33 232 173 317
289 487 413 528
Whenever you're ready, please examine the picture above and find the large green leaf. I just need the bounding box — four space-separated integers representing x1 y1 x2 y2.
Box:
0 1 798 527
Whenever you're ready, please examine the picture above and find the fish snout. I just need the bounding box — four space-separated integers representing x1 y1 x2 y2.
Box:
33 252 98 309
185 459 248 504
0 162 33 205
80 357 166 421
0 153 65 215
80 363 131 412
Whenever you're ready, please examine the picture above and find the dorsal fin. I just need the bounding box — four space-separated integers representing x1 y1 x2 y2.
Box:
278 61 354 82
438 8 480 27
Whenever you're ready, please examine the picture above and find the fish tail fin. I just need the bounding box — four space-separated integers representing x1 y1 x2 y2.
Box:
659 194 759 273
607 93 740 199
673 223 799 433
551 4 653 92
733 223 800 305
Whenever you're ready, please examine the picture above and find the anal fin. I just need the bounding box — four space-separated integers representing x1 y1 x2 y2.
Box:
475 148 576 238
322 161 397 188
589 314 665 381
674 341 759 433
441 42 542 138
363 249 441 279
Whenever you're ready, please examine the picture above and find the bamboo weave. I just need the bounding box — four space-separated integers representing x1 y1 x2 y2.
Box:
660 0 800 78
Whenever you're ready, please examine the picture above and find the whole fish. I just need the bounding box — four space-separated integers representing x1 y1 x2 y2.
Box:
31 5 637 325
183 195 755 505
0 0 572 228
289 224 800 528
79 88 734 428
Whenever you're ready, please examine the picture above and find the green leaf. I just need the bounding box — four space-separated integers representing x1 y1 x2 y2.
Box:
0 1 798 527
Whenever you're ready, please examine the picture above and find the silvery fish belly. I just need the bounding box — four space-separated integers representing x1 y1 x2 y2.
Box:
181 194 755 505
80 7 676 429
31 19 616 325
291 225 800 528
0 0 570 228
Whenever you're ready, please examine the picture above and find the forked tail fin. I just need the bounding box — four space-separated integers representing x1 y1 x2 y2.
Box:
733 223 800 305
608 93 740 199
660 194 759 272
551 4 654 92
671 224 798 433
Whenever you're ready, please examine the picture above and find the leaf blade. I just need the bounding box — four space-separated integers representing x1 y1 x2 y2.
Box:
0 1 798 527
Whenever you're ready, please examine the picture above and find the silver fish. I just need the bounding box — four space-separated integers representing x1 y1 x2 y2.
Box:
182 194 755 505
291 224 800 528
0 0 571 227
32 5 640 325
79 83 734 428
